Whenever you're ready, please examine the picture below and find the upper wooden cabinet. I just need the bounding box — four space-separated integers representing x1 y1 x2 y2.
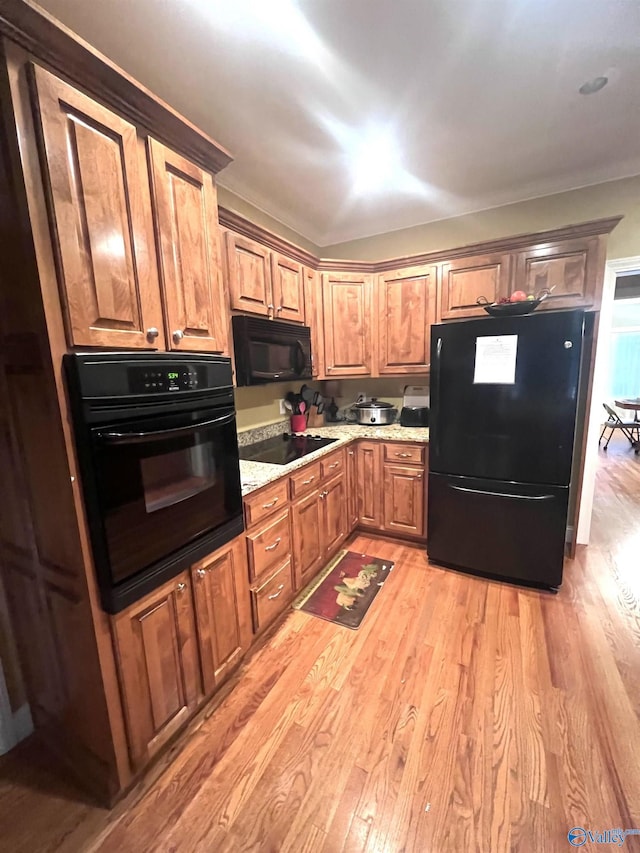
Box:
148 139 229 353
225 232 272 317
322 272 373 376
514 236 603 310
30 64 163 349
440 253 512 320
111 572 200 769
270 253 305 323
304 267 323 377
377 265 437 374
190 538 251 696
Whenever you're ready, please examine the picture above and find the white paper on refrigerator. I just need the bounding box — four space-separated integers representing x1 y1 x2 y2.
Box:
473 335 518 384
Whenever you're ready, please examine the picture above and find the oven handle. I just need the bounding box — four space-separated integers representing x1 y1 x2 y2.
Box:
98 411 236 445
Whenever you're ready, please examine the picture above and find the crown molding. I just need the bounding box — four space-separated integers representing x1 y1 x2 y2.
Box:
220 210 624 275
0 0 232 174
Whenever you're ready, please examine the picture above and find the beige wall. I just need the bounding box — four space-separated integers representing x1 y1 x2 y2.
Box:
235 381 305 432
217 186 320 256
322 176 640 262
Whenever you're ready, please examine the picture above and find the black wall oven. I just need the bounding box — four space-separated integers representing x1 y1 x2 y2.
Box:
64 352 244 613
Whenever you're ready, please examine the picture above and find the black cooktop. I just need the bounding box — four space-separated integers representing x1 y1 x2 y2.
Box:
238 433 338 465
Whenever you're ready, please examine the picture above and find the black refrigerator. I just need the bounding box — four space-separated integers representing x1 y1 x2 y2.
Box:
427 309 587 589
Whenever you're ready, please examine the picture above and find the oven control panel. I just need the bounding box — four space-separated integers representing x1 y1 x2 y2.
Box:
128 365 207 394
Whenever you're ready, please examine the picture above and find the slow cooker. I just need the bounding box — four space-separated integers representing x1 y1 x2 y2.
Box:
352 398 397 425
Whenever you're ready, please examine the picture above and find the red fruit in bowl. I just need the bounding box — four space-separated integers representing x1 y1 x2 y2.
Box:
510 290 527 302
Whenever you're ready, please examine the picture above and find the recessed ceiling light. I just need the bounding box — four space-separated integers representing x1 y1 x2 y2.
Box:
579 76 608 95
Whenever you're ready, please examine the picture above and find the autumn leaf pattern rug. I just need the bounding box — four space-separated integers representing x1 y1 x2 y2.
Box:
292 550 394 629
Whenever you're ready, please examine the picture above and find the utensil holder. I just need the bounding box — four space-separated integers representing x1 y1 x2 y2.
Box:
290 414 306 433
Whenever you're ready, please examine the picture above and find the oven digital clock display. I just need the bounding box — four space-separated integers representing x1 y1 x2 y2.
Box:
128 365 206 393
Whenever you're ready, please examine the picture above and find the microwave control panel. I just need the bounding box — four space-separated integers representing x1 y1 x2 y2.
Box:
127 365 207 394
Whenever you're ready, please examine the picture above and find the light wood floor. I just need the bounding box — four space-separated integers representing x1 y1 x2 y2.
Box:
1 436 639 852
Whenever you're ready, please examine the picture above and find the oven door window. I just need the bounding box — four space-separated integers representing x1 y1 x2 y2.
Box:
92 407 241 587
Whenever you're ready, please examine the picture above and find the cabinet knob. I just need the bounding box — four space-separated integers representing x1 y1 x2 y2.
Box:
348 451 354 456
276 305 283 312
196 568 206 579
146 327 159 341
177 582 187 593
267 303 275 311
173 330 184 343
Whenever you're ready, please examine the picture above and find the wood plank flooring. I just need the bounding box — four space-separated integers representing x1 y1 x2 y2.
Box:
1 435 639 852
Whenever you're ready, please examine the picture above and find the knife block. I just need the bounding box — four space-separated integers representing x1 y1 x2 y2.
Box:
306 410 324 428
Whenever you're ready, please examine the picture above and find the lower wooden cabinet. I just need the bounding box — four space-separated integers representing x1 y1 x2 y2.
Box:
382 464 425 538
111 571 200 769
357 441 383 528
291 487 324 589
111 535 252 771
321 473 348 555
250 560 294 633
191 538 252 696
346 446 358 531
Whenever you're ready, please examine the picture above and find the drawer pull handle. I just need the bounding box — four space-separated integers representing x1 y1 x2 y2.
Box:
302 476 315 485
328 462 339 469
262 498 279 509
268 584 285 600
396 452 411 458
265 537 282 552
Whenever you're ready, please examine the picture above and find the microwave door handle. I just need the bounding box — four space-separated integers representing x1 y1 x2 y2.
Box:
293 340 307 375
99 411 236 445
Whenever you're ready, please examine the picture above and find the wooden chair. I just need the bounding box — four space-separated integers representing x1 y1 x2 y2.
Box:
599 403 640 453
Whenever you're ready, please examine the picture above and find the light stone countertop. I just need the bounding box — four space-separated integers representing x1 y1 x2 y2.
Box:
239 424 429 496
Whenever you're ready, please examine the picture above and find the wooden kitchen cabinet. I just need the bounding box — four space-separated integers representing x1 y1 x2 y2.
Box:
191 538 252 696
377 265 437 374
382 465 425 538
356 441 383 528
148 138 229 353
111 572 200 769
321 473 348 556
440 252 512 320
270 252 305 322
304 267 323 377
30 64 164 349
225 232 272 316
291 487 325 589
322 272 373 376
514 235 603 310
346 446 358 532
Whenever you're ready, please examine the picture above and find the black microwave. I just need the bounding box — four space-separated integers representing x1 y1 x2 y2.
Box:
232 315 313 386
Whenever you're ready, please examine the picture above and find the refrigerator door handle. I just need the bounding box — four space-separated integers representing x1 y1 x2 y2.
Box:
450 485 554 501
434 336 442 461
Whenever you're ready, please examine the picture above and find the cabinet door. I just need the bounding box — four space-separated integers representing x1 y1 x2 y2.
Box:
321 474 348 557
29 64 163 349
225 232 272 316
291 488 324 589
378 265 437 374
346 446 358 532
304 267 323 378
322 272 373 376
356 442 382 528
440 253 512 320
148 139 229 353
191 538 251 695
382 464 425 538
271 253 305 323
112 573 200 768
514 236 602 310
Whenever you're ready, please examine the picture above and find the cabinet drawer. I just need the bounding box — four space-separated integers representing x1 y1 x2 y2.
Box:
251 560 293 632
289 461 321 499
383 443 425 466
320 448 345 479
246 510 291 582
244 479 289 528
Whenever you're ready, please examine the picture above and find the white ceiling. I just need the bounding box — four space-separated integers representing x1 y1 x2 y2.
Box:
36 0 640 247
